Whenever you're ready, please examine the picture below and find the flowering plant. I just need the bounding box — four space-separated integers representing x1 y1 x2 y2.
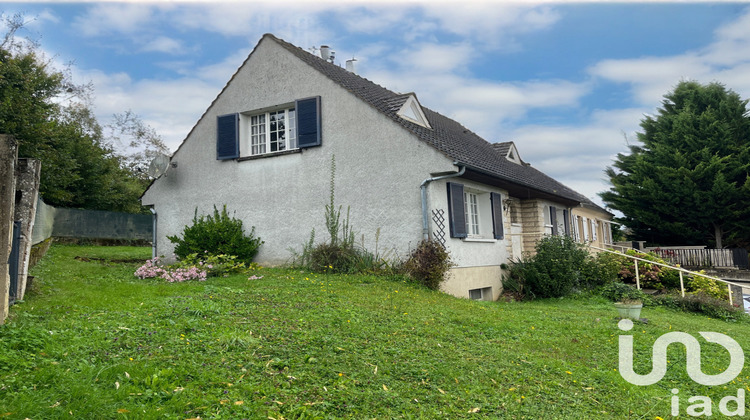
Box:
134 257 207 282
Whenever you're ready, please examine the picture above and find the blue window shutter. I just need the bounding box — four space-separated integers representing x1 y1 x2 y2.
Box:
550 206 558 236
447 182 466 238
216 113 239 160
563 209 570 236
296 96 321 148
490 192 504 240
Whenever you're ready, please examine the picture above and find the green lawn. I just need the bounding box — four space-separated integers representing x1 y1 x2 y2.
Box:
1 244 749 419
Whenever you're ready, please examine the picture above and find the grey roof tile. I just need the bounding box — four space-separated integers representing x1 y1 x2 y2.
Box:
271 34 603 208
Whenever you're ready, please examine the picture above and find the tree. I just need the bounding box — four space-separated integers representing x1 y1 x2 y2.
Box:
600 80 750 249
1 12 157 213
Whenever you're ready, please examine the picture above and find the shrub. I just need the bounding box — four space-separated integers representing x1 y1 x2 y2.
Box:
307 242 361 273
598 281 649 303
581 251 622 288
617 250 666 289
404 240 454 290
659 266 682 289
687 270 729 301
651 292 747 322
167 205 263 265
177 253 257 278
519 236 590 298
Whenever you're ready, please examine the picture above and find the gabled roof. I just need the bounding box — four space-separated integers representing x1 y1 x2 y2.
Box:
270 34 596 206
169 33 600 213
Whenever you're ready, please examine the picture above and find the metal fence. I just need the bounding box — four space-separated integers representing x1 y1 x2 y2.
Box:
652 248 750 270
591 246 744 305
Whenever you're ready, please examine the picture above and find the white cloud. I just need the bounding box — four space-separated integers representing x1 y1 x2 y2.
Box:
399 42 475 73
714 9 750 42
72 4 156 37
71 63 223 152
422 4 560 49
171 3 333 46
141 36 184 54
588 7 750 106
362 64 590 140
335 5 412 34
506 108 648 206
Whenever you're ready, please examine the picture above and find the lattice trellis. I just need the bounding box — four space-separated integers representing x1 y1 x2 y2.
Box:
431 209 446 248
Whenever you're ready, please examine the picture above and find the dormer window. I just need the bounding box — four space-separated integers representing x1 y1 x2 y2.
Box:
506 144 522 164
397 95 431 129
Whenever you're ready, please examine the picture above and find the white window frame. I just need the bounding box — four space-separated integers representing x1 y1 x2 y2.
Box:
582 217 590 241
590 219 598 241
464 192 480 237
247 107 297 156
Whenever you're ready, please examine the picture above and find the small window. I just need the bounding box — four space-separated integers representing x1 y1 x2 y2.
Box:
447 183 503 241
469 287 492 301
248 107 297 156
464 192 480 236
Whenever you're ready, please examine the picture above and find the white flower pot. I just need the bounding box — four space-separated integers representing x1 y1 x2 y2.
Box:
614 302 643 320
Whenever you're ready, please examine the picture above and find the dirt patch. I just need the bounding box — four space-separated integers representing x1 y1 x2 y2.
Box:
74 256 145 264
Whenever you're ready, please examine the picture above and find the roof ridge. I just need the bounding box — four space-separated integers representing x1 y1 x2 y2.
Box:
267 34 596 206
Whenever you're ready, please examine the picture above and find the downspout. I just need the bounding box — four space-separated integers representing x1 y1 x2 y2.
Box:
150 208 157 260
420 164 466 240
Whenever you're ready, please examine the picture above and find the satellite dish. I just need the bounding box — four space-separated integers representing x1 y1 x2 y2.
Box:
147 154 170 178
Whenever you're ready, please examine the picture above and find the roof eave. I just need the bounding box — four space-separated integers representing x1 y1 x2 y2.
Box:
456 163 582 207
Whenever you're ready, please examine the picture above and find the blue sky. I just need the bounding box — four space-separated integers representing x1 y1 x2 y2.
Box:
3 1 750 207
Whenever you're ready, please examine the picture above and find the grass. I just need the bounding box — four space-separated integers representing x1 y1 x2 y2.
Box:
1 244 750 419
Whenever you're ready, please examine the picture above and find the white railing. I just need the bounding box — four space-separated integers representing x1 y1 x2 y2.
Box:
589 245 745 306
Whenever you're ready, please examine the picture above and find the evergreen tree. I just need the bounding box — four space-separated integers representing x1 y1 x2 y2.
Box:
600 80 750 248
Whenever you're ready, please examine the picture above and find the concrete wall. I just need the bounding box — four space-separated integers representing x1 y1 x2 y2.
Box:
1 134 18 324
142 37 455 266
12 159 41 301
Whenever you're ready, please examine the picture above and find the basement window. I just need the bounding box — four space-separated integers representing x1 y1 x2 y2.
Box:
469 287 492 301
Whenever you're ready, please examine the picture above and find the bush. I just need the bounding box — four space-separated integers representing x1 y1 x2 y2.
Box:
651 292 747 322
404 240 454 290
167 205 263 265
598 281 649 303
581 251 622 288
513 236 590 299
307 242 361 274
687 270 729 301
617 250 667 289
177 253 257 277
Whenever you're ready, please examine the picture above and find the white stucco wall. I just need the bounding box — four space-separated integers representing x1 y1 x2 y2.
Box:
425 178 511 299
142 37 456 265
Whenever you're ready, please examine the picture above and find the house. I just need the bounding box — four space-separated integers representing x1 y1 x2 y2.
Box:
141 34 613 301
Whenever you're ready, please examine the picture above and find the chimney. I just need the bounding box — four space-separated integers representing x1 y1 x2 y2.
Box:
346 58 358 74
320 45 330 61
